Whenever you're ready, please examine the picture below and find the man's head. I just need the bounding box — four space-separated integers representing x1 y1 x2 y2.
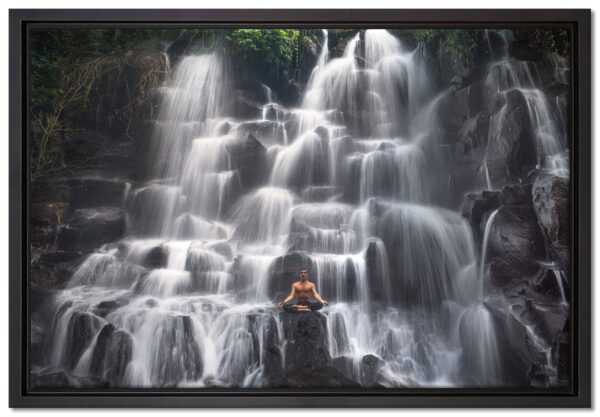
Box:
299 269 309 282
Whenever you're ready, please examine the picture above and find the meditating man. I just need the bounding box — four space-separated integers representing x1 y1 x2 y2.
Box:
278 269 328 312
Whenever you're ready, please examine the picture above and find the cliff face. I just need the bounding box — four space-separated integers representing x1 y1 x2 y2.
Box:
30 28 570 389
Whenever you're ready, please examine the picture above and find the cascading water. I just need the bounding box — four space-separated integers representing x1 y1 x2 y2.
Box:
483 29 568 184
40 29 566 389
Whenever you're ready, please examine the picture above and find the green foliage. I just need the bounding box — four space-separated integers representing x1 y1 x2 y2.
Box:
226 29 301 70
413 29 480 65
30 29 171 179
515 28 570 57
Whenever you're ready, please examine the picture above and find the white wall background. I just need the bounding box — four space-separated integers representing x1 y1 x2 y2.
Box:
1 0 596 414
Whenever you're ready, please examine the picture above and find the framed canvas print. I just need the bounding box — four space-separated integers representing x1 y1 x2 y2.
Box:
9 9 591 408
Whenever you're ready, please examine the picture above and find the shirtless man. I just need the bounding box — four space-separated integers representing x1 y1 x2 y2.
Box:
278 269 328 312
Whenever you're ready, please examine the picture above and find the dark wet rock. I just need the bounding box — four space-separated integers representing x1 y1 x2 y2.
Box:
532 173 570 271
365 240 390 302
359 354 385 387
166 30 196 64
487 205 545 287
262 102 289 122
332 355 356 381
228 80 271 119
142 245 169 269
90 323 133 386
461 190 501 238
486 293 569 386
93 298 130 318
64 311 102 370
226 134 268 190
281 311 330 372
31 201 67 228
30 201 68 248
554 325 571 385
63 132 137 178
284 366 359 388
260 316 286 387
486 89 537 184
145 298 158 308
151 315 203 386
378 329 400 362
30 250 84 289
65 176 128 209
532 268 569 301
500 182 533 206
57 207 126 252
30 286 57 365
30 319 47 367
277 312 357 387
327 311 352 357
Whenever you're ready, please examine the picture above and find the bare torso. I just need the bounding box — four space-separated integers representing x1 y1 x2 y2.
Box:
293 281 315 303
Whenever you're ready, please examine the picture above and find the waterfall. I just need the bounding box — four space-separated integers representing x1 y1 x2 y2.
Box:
151 54 228 178
43 29 563 389
479 208 500 295
484 32 567 176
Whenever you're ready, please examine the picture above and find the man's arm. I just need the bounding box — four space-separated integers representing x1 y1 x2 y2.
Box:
311 284 327 304
279 284 297 306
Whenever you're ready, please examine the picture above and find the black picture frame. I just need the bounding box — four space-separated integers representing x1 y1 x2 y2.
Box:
9 8 591 408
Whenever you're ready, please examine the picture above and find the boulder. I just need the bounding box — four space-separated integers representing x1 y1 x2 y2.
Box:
331 355 356 381
277 311 357 387
89 323 133 386
359 354 385 387
485 89 537 184
63 311 102 370
281 311 330 372
92 298 130 318
487 206 545 286
532 173 570 271
142 245 169 269
57 207 126 252
225 134 268 190
486 291 569 386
